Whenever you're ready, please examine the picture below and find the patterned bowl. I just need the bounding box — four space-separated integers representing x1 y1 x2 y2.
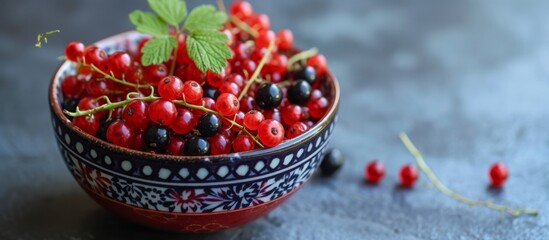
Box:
49 31 340 233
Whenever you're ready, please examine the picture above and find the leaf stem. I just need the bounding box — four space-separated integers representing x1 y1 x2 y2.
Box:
238 40 275 100
399 132 539 217
230 15 258 38
170 33 180 76
83 62 151 89
287 47 318 71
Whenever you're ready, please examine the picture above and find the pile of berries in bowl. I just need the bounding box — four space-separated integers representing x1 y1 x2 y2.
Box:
49 0 339 232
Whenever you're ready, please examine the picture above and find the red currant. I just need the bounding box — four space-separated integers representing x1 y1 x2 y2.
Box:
65 41 85 62
210 134 231 155
306 54 328 76
399 164 418 188
183 80 203 104
170 108 196 134
230 1 253 19
106 120 134 148
285 122 308 139
247 13 270 32
166 137 185 155
240 96 256 112
256 30 275 49
121 100 149 129
219 81 240 96
243 110 264 131
489 162 508 187
263 108 281 122
61 75 84 98
85 79 111 97
232 134 255 152
125 61 144 84
281 104 302 125
175 35 192 65
148 99 177 125
131 129 145 150
267 53 288 75
232 43 251 61
73 115 100 136
276 29 293 50
77 97 98 111
83 46 108 72
216 93 240 117
206 69 226 87
143 63 168 85
258 119 284 147
107 51 131 78
308 97 329 120
158 76 184 100
365 160 385 184
227 73 245 88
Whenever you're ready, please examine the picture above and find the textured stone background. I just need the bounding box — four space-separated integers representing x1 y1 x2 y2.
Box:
1 0 549 239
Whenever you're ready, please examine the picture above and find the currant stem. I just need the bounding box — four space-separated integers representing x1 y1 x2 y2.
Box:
399 132 539 217
172 100 265 148
83 62 151 89
238 40 275 100
64 95 157 117
230 16 258 38
287 47 318 71
64 94 265 148
217 0 226 12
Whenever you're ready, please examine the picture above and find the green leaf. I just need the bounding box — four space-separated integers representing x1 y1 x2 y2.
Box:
186 30 230 73
129 10 169 36
183 5 228 32
140 36 177 66
147 0 187 26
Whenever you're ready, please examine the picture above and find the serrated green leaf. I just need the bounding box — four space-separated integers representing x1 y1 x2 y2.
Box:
141 36 177 66
186 30 230 73
183 5 228 32
147 0 187 26
129 10 169 36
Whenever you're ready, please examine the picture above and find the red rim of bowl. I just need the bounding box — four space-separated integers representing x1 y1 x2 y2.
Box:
49 31 340 164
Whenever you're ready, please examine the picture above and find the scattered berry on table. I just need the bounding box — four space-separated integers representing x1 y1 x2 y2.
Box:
489 162 508 188
399 164 418 188
365 160 385 184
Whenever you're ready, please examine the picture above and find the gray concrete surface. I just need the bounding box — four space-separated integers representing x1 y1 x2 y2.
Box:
1 0 548 239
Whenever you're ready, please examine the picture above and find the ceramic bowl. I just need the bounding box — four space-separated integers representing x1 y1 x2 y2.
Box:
49 31 340 233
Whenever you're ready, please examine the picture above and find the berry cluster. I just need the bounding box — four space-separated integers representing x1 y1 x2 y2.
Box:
61 1 330 156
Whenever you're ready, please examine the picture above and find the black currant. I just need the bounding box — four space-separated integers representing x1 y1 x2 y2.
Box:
202 83 220 100
196 113 221 137
184 135 211 156
287 80 312 105
96 117 120 140
62 98 79 120
320 148 344 176
144 125 170 151
294 66 316 84
255 83 282 109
